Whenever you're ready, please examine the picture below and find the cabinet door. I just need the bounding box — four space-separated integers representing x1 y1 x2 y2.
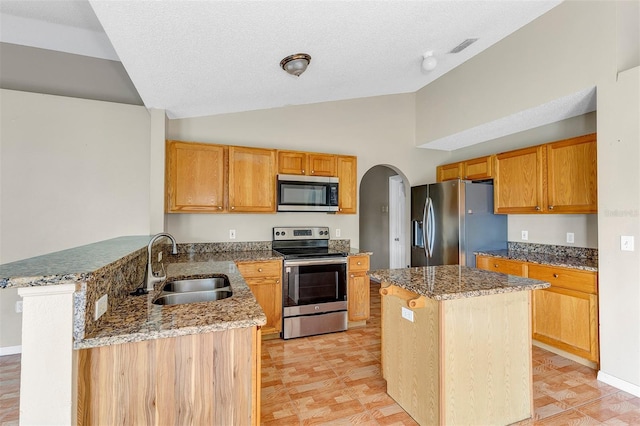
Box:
277 151 307 175
463 156 494 180
166 141 226 213
546 134 597 213
228 147 277 212
348 255 370 321
337 155 357 214
532 287 599 362
494 146 545 214
436 162 463 182
308 153 337 176
475 256 526 276
247 279 282 335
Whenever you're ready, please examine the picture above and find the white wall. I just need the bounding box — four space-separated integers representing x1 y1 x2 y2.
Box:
0 89 152 349
166 94 449 246
416 1 639 393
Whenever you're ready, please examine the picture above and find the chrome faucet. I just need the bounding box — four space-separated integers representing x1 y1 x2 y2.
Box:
144 233 178 291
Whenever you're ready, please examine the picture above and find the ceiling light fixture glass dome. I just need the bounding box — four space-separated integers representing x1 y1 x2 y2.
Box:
280 53 311 77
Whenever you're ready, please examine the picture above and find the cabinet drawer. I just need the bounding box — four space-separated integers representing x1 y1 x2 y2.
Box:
349 255 370 272
528 264 597 294
476 256 525 276
236 260 282 279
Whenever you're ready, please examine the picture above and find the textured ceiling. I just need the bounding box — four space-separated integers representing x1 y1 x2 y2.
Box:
1 0 577 150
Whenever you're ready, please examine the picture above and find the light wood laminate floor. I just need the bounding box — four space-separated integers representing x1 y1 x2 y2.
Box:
2 281 639 425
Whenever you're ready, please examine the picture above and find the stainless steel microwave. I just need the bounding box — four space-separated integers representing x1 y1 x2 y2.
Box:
277 174 339 212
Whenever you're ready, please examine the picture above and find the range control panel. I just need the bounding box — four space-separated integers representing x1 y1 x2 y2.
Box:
273 226 330 241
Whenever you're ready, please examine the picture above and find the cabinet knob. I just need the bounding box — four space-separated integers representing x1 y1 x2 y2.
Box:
549 205 555 210
276 279 280 284
357 261 362 265
231 206 235 210
339 208 343 212
311 170 315 174
535 206 541 211
258 268 263 272
494 264 499 268
301 169 305 174
553 273 559 278
350 274 354 278
218 206 222 210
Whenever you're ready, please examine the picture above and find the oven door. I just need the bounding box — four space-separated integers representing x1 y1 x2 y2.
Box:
283 257 347 317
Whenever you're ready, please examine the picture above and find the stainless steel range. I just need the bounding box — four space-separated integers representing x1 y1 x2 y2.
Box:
272 226 348 339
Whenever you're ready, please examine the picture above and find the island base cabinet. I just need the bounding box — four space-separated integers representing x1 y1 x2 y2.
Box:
382 287 533 426
77 327 261 425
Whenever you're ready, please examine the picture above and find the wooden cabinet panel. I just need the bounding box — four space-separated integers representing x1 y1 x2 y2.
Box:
528 264 597 294
475 256 526 276
77 328 259 425
277 151 307 175
532 287 598 362
228 146 277 212
546 134 597 213
308 153 337 176
166 141 226 212
237 260 283 336
348 255 370 321
436 162 463 182
494 145 545 214
464 155 494 180
337 155 357 214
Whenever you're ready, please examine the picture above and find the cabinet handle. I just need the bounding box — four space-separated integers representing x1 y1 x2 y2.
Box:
218 206 222 210
549 205 555 210
258 268 263 272
231 206 235 210
311 170 315 174
535 206 541 211
357 261 362 265
494 264 499 268
553 273 559 278
276 279 280 284
350 274 354 278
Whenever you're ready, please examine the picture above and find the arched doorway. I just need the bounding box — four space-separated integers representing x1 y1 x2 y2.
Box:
359 165 410 270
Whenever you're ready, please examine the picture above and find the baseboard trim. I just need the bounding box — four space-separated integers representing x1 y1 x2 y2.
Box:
0 345 22 356
597 371 640 397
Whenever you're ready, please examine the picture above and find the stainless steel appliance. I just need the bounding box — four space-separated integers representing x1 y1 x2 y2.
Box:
411 180 507 267
272 226 348 339
277 174 339 212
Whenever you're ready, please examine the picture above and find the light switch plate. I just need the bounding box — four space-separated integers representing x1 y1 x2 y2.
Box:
566 233 575 244
401 307 414 322
229 229 236 239
95 294 108 320
621 236 635 251
336 229 341 238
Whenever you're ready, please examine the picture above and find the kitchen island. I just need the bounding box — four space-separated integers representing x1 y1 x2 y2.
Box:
370 265 550 426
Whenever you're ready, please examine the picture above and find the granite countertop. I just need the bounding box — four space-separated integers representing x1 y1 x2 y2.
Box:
75 251 279 349
475 249 598 272
370 265 550 301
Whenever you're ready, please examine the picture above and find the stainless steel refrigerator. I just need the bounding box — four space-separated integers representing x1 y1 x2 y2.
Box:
411 180 507 268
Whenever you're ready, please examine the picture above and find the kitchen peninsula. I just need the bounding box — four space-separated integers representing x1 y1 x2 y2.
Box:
370 265 550 426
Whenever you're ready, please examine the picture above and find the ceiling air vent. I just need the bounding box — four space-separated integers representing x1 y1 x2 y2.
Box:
449 38 478 54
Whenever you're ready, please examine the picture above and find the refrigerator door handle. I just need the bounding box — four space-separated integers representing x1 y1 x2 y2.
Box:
428 198 435 257
422 198 429 258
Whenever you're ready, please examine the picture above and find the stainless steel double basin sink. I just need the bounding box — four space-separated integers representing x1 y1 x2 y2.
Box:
153 276 233 306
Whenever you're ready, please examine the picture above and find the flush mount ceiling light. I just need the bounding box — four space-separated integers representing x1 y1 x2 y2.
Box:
422 51 437 72
280 53 311 77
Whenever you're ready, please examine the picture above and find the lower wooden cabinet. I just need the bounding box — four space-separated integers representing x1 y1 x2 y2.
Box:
476 255 599 364
236 260 283 337
348 254 370 322
77 327 261 425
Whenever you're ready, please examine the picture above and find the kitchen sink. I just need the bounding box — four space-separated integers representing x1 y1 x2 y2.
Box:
162 276 230 293
153 290 233 306
152 275 233 306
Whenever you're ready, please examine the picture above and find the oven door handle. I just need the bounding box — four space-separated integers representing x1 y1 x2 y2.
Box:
284 257 347 267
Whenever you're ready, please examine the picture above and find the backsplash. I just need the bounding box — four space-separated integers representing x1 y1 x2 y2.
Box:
508 242 598 261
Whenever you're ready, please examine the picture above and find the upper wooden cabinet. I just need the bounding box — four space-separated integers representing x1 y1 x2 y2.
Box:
228 146 277 213
337 155 357 214
277 150 337 176
166 140 226 213
494 146 546 214
546 134 597 213
436 155 494 182
494 133 597 214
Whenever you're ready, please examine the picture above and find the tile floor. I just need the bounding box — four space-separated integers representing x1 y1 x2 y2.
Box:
2 280 639 425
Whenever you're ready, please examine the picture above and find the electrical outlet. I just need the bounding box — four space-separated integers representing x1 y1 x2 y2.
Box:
229 229 236 239
566 233 575 244
95 294 108 321
621 236 635 251
157 251 162 262
401 307 414 322
521 230 528 241
335 229 341 238
15 301 23 313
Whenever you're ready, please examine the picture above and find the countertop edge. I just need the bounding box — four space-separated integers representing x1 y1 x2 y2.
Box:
475 250 598 272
